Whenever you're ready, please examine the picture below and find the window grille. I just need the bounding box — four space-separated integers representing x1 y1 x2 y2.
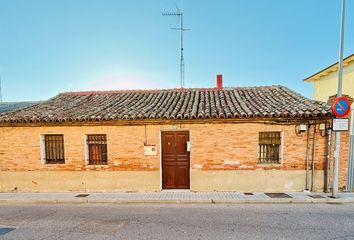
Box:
87 134 108 165
258 132 281 164
44 135 65 164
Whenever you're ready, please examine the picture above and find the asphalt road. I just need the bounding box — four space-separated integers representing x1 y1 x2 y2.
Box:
0 204 353 240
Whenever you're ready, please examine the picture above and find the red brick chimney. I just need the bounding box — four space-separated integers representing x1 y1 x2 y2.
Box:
216 74 223 90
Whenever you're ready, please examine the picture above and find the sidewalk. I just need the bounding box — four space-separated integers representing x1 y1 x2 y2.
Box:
1 191 354 204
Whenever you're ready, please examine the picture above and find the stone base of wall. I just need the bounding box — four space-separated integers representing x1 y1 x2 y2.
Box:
0 171 161 192
190 170 325 192
0 170 325 192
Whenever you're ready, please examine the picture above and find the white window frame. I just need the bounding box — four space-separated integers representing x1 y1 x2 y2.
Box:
281 131 284 162
40 135 46 164
84 135 89 165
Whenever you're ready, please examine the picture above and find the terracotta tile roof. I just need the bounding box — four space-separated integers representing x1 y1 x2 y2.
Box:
0 86 331 123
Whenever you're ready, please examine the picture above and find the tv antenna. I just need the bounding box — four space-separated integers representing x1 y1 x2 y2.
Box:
162 5 190 88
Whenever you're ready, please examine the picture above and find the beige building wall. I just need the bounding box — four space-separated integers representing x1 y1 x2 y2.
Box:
312 62 354 103
0 121 348 192
305 56 354 192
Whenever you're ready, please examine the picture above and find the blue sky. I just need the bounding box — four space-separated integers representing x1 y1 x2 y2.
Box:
0 0 353 101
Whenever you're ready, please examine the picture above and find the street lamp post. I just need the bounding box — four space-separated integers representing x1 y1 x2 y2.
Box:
332 0 346 198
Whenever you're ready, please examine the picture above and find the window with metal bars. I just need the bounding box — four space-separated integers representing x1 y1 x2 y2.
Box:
44 135 65 164
258 132 281 164
87 134 108 165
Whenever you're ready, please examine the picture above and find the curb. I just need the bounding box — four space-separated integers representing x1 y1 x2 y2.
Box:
0 199 58 204
211 199 315 204
0 198 353 204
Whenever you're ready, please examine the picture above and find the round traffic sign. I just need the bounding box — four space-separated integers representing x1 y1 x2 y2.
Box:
331 97 351 117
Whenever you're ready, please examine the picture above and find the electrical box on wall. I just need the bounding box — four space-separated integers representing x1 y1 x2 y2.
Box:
144 145 157 156
298 124 307 132
186 141 191 152
319 123 326 131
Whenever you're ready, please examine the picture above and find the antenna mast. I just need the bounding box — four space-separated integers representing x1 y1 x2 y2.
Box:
163 5 190 88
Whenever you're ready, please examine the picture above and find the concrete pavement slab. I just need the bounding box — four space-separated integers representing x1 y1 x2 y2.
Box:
0 192 354 204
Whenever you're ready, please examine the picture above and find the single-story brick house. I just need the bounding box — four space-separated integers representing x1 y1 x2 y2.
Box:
0 78 349 192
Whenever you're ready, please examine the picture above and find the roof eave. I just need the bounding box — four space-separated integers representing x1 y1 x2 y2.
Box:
0 116 334 127
303 53 354 82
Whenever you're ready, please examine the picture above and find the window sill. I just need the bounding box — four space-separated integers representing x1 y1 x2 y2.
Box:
257 163 282 167
43 162 66 165
85 164 109 168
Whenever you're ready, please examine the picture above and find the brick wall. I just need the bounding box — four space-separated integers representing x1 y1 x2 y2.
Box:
0 121 349 189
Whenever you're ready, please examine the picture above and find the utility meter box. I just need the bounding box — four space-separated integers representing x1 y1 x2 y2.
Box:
298 124 307 132
319 123 326 131
186 141 191 152
144 145 157 156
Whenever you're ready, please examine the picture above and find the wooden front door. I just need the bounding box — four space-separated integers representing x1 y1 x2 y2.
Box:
162 131 190 189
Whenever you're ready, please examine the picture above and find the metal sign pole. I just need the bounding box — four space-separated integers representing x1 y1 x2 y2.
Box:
332 0 346 198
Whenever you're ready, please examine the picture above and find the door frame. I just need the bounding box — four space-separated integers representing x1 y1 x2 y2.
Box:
159 129 191 190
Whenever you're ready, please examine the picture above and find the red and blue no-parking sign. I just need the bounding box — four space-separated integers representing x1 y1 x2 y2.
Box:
331 96 351 117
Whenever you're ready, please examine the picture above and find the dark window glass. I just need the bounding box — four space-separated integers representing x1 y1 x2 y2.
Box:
258 132 281 164
87 134 108 165
45 135 65 164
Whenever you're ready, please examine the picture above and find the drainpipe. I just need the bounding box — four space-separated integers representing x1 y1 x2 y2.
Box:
305 123 311 190
325 125 332 193
311 123 317 192
347 135 354 191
